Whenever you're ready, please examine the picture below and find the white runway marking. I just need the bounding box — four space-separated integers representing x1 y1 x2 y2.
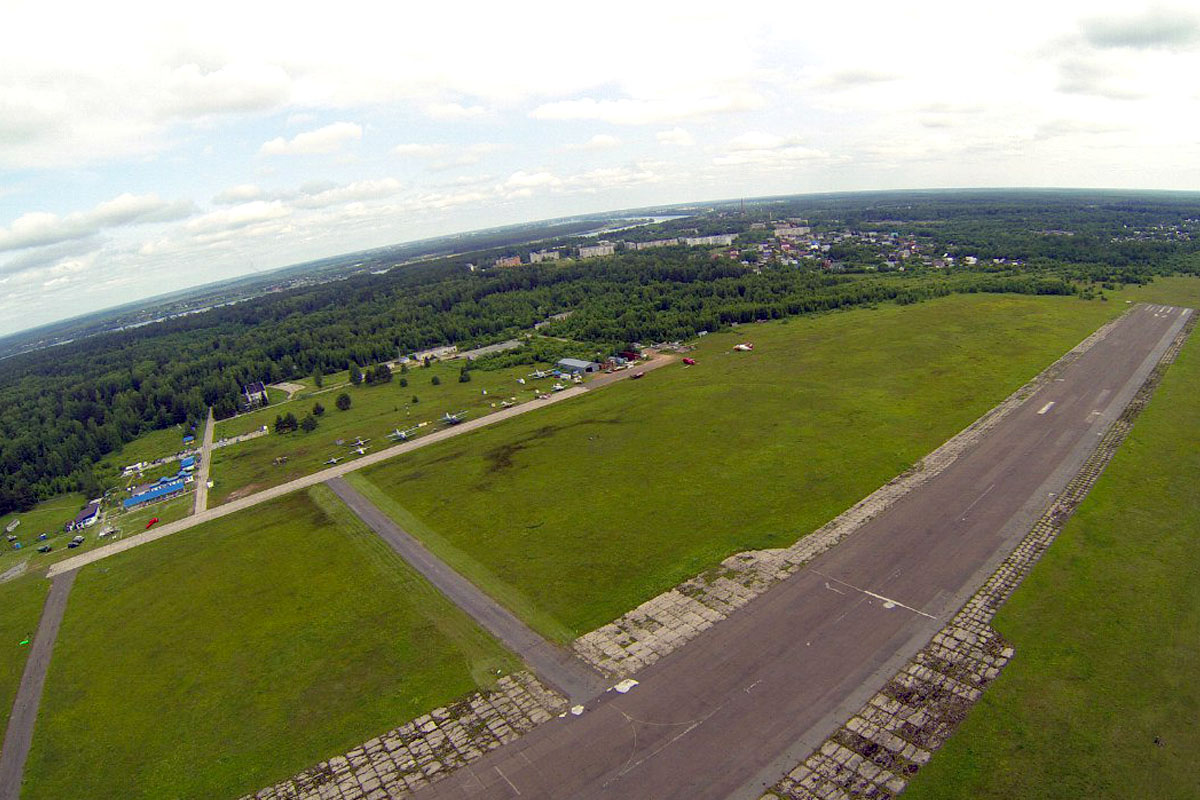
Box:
495 766 521 795
1037 401 1056 415
812 570 937 620
962 482 995 516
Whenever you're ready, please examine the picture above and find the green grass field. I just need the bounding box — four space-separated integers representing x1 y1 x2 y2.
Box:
22 486 519 800
349 293 1124 642
904 295 1200 800
0 573 51 731
208 357 563 505
0 492 89 574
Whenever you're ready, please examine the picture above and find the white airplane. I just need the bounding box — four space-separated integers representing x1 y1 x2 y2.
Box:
387 426 421 442
348 436 370 447
551 382 566 392
351 446 369 456
325 456 343 465
529 369 553 379
440 410 469 425
733 343 754 352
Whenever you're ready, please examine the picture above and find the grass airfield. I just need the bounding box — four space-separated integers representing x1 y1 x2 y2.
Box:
8 278 1199 798
351 293 1124 640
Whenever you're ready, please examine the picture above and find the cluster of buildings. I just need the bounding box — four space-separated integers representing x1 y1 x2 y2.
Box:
490 232 742 268
123 455 197 510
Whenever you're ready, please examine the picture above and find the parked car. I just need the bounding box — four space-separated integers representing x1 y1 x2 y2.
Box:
37 545 51 553
630 371 645 380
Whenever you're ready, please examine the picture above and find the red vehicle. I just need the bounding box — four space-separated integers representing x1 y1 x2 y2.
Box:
630 371 645 380
145 517 159 530
682 357 697 366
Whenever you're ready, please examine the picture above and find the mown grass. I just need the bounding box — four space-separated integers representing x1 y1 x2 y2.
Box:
0 573 50 731
209 357 561 505
352 293 1123 641
904 289 1200 800
22 486 519 800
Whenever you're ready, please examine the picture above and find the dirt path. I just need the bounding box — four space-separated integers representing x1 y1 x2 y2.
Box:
0 570 76 800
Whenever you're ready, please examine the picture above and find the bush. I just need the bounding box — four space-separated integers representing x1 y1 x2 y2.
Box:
399 377 408 388
312 402 325 416
349 364 363 385
336 393 351 411
299 415 318 433
431 375 441 386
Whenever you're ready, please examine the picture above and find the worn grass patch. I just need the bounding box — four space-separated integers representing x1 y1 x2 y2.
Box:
22 486 519 800
904 296 1200 799
352 293 1122 641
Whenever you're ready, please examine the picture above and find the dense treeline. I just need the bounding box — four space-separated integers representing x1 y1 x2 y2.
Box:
1 193 1197 515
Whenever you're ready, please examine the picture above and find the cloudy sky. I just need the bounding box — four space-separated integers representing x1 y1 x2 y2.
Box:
2 1 1199 336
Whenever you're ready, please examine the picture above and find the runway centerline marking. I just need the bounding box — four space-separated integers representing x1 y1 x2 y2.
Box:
961 482 995 518
1037 401 1056 415
813 570 937 620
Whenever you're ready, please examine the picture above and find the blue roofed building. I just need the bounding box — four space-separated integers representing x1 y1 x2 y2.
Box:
124 479 187 510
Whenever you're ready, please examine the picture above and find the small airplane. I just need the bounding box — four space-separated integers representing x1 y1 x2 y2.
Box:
517 377 526 385
500 400 515 408
350 446 369 456
551 382 566 392
529 370 553 379
733 343 754 352
325 456 343 465
440 410 469 425
145 518 159 530
387 426 421 442
348 436 370 447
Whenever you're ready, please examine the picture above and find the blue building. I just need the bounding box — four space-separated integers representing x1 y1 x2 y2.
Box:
124 479 187 510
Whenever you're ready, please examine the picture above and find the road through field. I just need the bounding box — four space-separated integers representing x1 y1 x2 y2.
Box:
406 304 1192 799
46 355 673 578
0 572 76 800
327 478 608 704
192 407 214 515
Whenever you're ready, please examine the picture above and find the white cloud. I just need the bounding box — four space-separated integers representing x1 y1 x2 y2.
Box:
657 127 695 146
530 93 764 125
260 121 362 155
567 134 621 151
185 201 291 235
213 184 265 205
425 102 487 119
714 132 827 166
159 62 292 118
293 178 403 208
0 193 194 253
393 143 446 158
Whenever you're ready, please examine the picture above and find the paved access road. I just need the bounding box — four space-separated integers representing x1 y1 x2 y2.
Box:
46 354 674 578
0 572 76 800
407 304 1192 799
328 478 608 704
192 406 215 515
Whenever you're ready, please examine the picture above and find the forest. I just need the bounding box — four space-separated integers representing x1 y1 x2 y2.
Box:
0 191 1197 516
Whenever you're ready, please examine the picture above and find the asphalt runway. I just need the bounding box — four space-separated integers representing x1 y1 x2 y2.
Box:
407 304 1192 799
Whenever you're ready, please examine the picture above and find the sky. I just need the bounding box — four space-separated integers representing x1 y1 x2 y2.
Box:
2 1 1199 336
